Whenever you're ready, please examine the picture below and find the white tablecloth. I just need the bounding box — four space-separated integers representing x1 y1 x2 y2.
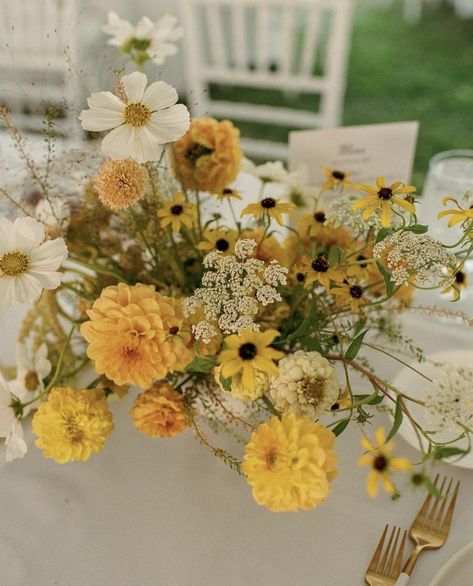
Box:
0 303 472 586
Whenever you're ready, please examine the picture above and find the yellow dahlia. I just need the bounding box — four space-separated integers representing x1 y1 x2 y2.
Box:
94 158 148 211
219 329 283 390
243 414 338 512
172 117 242 193
32 387 114 463
80 283 193 388
130 383 189 438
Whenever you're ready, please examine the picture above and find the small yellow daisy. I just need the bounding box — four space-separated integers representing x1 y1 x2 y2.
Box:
241 197 295 225
157 192 196 232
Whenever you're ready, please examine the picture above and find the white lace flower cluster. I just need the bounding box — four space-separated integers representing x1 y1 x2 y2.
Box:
328 195 382 232
425 364 473 433
269 350 339 419
184 239 288 342
373 231 456 287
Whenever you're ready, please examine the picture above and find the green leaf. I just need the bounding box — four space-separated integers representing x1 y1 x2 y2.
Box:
302 336 323 353
220 374 231 391
385 396 403 442
406 224 428 234
344 329 369 360
375 227 394 243
376 262 394 297
423 475 442 498
283 304 319 343
185 355 217 373
354 393 384 406
332 418 350 436
327 245 345 267
433 446 468 460
353 318 367 336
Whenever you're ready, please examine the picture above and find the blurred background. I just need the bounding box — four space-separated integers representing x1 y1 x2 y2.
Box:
0 0 472 188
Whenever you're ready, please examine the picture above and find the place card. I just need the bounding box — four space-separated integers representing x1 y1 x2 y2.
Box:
289 121 419 186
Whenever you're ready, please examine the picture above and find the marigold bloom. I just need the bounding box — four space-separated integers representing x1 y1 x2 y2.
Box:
32 387 114 463
359 427 411 497
322 166 351 191
352 177 416 228
241 197 295 226
172 117 242 193
300 255 345 290
157 192 196 232
80 283 193 388
130 383 189 438
219 328 283 390
94 158 148 210
243 414 338 512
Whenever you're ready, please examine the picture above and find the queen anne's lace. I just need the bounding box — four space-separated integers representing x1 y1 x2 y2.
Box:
184 239 288 341
373 231 456 287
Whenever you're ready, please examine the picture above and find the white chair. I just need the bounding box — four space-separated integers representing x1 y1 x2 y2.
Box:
0 0 79 136
179 0 354 160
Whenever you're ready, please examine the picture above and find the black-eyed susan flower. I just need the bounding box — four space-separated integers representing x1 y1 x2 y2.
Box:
359 427 411 497
214 187 243 201
441 269 468 301
241 197 295 226
352 177 416 228
437 196 473 227
300 254 345 290
197 228 238 255
329 281 369 313
218 328 283 390
322 166 351 191
157 192 196 232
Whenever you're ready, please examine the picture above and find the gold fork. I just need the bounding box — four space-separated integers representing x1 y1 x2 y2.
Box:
365 524 407 585
395 474 461 585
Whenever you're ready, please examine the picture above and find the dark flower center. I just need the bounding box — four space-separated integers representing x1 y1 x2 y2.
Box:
314 211 326 223
373 455 388 471
261 197 277 209
216 238 230 252
331 402 340 411
332 170 345 180
223 188 233 194
186 144 213 165
455 271 466 284
170 204 184 216
169 326 179 335
357 255 368 268
239 342 257 360
350 285 363 299
311 255 329 273
296 272 305 283
378 187 393 200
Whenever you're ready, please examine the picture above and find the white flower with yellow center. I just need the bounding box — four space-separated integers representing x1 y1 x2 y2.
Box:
270 350 339 419
0 216 68 311
0 373 27 462
79 71 190 163
9 343 51 416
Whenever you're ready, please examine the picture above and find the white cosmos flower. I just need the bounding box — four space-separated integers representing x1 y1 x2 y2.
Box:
9 343 51 416
0 373 27 462
79 71 190 163
0 216 68 311
242 158 289 183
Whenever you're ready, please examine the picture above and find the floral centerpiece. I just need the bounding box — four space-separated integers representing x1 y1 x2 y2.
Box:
0 13 472 512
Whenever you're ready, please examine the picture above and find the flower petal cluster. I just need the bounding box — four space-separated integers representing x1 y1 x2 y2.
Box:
157 192 196 232
270 351 339 419
81 283 193 388
130 383 189 438
353 177 416 227
172 117 242 193
425 364 473 433
373 231 456 287
79 71 190 163
0 216 68 311
328 195 382 232
0 374 27 462
242 414 338 512
183 239 288 341
9 342 51 416
94 158 148 210
32 386 114 463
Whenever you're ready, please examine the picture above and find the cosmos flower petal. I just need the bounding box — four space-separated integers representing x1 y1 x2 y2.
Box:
148 105 190 144
122 71 148 102
143 80 178 111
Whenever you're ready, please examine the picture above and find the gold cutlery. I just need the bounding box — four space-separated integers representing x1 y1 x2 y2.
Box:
365 524 407 585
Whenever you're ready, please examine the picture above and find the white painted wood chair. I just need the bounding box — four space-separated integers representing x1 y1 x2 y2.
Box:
179 0 354 160
0 0 79 136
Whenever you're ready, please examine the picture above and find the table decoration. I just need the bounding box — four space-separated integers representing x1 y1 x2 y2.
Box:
0 12 472 514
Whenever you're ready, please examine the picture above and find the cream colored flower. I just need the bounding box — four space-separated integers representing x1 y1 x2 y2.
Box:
270 350 339 419
79 71 190 163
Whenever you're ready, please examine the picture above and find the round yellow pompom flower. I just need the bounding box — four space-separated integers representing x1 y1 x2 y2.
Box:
94 158 148 211
171 117 242 193
242 414 338 512
130 383 189 438
32 387 114 463
80 283 194 388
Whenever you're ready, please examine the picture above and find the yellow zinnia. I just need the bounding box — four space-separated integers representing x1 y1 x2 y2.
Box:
130 383 189 438
219 328 283 390
243 414 338 512
157 192 196 232
241 197 295 226
359 427 411 497
32 386 114 463
352 177 416 227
